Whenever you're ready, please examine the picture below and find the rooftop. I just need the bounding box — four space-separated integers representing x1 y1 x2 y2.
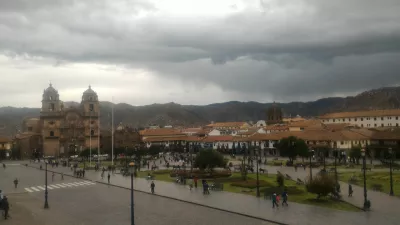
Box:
319 109 400 119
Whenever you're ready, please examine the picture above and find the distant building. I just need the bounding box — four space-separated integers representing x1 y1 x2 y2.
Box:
266 103 283 125
320 109 400 128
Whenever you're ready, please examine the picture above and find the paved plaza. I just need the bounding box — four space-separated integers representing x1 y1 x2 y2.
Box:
15 161 400 225
0 163 274 225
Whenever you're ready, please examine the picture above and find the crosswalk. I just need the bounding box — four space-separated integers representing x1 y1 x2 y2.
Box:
24 181 96 193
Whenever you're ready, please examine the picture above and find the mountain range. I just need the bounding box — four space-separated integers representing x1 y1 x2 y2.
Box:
1 86 400 135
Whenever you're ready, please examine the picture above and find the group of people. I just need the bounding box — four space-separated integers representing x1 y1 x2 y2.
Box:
271 190 289 208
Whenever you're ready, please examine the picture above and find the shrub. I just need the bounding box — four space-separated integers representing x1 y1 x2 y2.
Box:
230 180 272 188
262 185 305 196
170 170 231 179
306 174 336 198
276 173 285 187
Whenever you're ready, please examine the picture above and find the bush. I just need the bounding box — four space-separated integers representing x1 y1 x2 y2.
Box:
230 180 272 188
276 173 285 187
306 174 336 198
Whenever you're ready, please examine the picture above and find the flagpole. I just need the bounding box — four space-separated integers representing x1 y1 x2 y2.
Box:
98 104 101 165
111 97 114 166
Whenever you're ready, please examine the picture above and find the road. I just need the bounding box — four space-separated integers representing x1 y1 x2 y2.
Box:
0 164 273 225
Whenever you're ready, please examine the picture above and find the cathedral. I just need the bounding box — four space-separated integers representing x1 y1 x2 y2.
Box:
19 84 100 157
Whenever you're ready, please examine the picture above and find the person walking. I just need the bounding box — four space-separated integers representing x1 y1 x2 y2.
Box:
150 181 155 194
52 172 55 182
194 176 198 188
13 178 19 189
348 184 353 197
272 192 279 208
282 190 288 206
2 196 9 220
107 173 111 184
61 173 64 180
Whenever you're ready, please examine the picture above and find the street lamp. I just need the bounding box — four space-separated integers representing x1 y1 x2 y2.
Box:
389 147 394 196
44 161 49 209
334 149 339 189
256 147 260 197
129 162 135 225
309 149 313 181
361 148 370 210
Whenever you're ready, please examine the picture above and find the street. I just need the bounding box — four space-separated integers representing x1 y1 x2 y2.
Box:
0 164 273 225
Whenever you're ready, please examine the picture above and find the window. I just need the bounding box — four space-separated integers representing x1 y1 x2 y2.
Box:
396 116 399 120
89 97 93 101
355 118 357 121
381 117 384 120
50 131 54 137
89 104 94 112
397 123 399 127
374 124 377 127
381 124 384 127
348 118 351 122
90 130 95 136
49 96 53 100
342 119 345 122
374 117 377 121
49 103 55 111
340 141 344 145
333 119 336 122
91 120 95 124
361 118 363 121
361 124 364 127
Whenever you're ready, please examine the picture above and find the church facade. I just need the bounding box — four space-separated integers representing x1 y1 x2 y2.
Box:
19 84 100 157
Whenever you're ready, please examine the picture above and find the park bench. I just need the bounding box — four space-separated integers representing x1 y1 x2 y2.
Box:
210 183 224 191
393 167 400 171
361 167 372 171
151 165 159 170
285 174 292 180
259 168 266 173
296 178 305 185
233 165 241 172
371 184 383 191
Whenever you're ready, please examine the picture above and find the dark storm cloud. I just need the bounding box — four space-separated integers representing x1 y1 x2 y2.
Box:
0 0 400 103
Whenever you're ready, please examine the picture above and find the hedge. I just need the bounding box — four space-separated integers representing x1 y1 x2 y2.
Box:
230 180 272 188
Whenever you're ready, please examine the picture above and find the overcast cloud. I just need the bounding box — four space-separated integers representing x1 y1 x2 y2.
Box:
1 0 400 107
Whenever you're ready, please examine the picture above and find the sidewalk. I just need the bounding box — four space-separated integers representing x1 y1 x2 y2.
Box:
270 165 400 214
27 163 398 225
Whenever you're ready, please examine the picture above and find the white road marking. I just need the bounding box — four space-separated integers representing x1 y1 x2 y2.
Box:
54 184 65 188
49 185 60 189
62 183 73 187
25 188 34 192
37 186 46 190
30 187 40 192
78 182 91 185
47 186 54 190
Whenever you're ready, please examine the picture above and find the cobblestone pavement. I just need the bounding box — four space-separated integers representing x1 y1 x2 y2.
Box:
1 178 275 225
24 162 400 225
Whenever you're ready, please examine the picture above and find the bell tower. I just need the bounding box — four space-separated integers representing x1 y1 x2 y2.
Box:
81 85 99 149
41 83 61 113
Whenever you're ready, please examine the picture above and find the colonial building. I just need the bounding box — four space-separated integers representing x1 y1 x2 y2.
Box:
16 84 100 157
320 109 400 128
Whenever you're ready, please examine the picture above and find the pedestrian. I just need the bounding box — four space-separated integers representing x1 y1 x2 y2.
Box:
13 178 19 188
101 171 104 179
282 190 288 206
61 173 64 180
272 192 279 208
107 173 111 184
151 181 155 194
52 172 55 181
348 184 353 197
83 169 85 177
3 163 6 169
194 176 198 188
2 196 9 219
294 165 297 172
0 189 3 200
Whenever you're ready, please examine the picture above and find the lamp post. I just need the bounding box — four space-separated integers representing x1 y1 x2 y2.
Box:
389 147 394 196
334 149 338 186
361 148 370 210
309 149 313 181
44 162 49 209
129 162 135 225
256 147 260 197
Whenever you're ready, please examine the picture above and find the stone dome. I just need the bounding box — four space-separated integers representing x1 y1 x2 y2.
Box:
82 85 98 101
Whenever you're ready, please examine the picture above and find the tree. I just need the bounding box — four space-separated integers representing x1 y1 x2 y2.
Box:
306 174 336 199
194 149 226 172
79 148 91 160
276 173 285 187
349 145 361 164
148 145 161 157
277 136 309 162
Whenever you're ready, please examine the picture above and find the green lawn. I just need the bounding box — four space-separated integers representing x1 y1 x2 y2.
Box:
339 171 400 195
142 170 360 212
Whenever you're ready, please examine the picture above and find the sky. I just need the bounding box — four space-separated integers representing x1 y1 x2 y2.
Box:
1 0 400 108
